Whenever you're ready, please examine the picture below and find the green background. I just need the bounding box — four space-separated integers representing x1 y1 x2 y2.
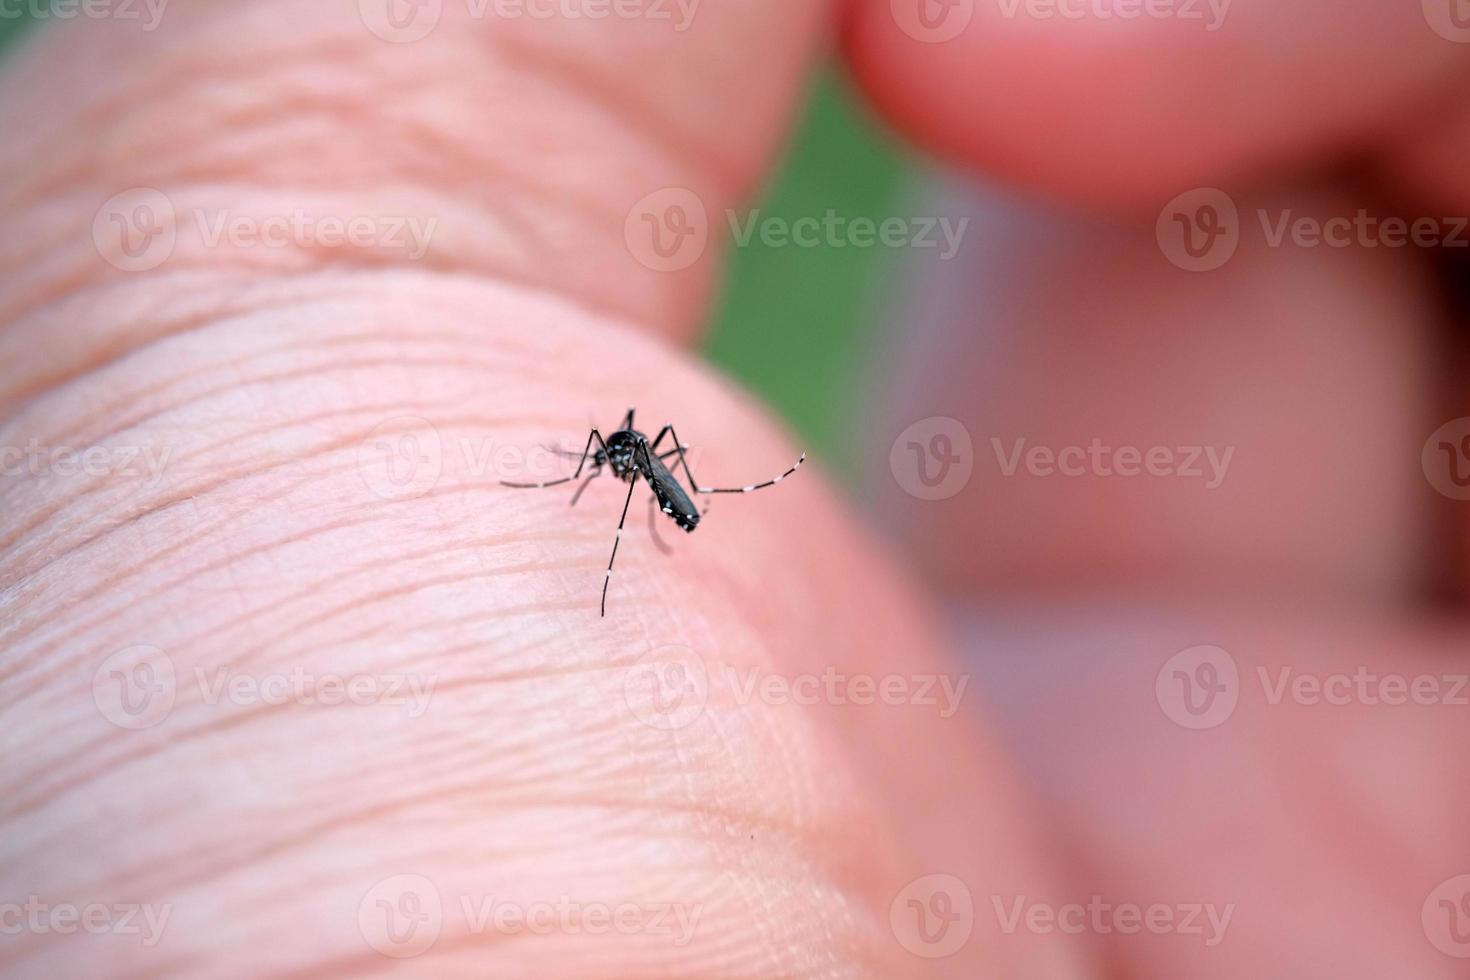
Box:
0 14 909 472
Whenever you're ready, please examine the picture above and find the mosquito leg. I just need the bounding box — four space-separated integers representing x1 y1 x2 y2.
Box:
650 424 690 464
501 428 607 489
647 493 673 555
659 425 806 495
601 476 639 617
693 451 805 494
653 425 702 491
569 466 602 507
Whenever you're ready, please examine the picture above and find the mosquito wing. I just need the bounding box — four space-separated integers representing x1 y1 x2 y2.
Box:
643 451 700 531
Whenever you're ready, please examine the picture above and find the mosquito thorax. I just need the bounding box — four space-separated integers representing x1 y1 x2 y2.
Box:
603 429 646 477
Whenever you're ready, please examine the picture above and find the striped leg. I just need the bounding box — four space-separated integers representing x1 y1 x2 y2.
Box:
647 493 673 555
601 476 639 617
500 428 607 489
654 425 805 495
569 466 603 507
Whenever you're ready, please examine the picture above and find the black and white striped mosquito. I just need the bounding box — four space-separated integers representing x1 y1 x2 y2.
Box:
501 409 805 616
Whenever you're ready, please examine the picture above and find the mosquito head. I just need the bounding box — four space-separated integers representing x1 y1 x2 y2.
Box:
603 429 644 478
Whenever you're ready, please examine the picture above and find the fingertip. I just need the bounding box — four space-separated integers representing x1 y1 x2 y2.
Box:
843 0 1461 207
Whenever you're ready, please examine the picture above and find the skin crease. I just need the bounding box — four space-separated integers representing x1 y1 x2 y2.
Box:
6 2 1470 980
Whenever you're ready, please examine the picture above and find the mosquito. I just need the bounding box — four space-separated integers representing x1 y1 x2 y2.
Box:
500 409 806 616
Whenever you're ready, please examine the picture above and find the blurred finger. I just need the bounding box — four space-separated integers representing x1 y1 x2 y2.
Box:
866 177 1438 606
842 0 1465 207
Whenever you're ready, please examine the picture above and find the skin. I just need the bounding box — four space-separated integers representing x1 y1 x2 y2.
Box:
0 0 1467 978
